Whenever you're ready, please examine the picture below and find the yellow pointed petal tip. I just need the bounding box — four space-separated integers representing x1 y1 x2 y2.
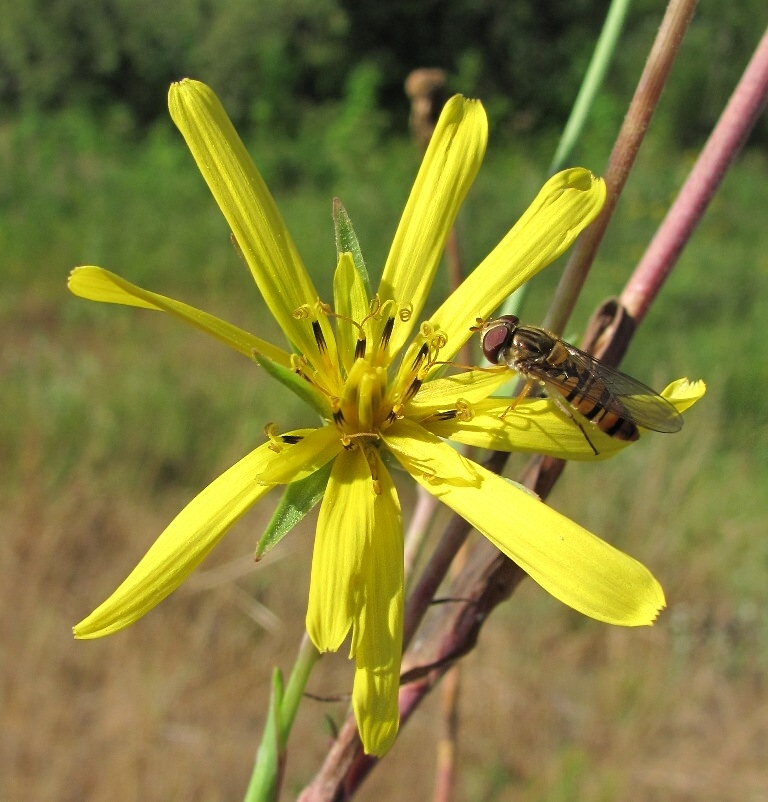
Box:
378 93 488 355
388 432 666 627
167 79 327 365
661 378 706 413
354 666 400 756
428 167 607 364
71 438 310 639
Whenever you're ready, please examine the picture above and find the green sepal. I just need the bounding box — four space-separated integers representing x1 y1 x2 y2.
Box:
253 351 330 418
243 668 284 802
332 198 371 296
255 462 333 560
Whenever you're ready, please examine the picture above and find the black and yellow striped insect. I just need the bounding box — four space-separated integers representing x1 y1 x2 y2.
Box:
476 315 682 454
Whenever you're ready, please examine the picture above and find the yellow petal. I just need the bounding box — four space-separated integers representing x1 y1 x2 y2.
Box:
428 378 706 458
429 169 606 365
306 447 372 651
377 95 488 358
256 425 343 484
382 419 481 485
388 433 665 626
74 435 313 639
660 378 706 413
68 266 290 366
405 368 512 417
168 79 337 370
425 397 629 460
350 451 403 756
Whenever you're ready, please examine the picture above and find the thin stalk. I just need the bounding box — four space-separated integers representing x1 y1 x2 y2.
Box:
503 0 630 320
549 0 632 175
244 634 321 802
543 0 700 336
623 26 768 323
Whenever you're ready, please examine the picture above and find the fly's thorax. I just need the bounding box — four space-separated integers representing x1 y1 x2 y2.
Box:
510 326 560 366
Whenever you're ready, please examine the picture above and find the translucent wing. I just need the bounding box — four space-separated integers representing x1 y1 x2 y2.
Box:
542 343 683 433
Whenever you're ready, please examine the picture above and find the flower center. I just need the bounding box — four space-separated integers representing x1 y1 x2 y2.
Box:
292 299 448 444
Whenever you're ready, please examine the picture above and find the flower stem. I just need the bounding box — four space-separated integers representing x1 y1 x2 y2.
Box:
279 633 321 735
548 0 631 175
622 27 768 324
502 0 629 320
543 0 699 336
244 634 321 802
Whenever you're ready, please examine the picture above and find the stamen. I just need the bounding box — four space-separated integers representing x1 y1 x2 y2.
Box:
379 316 395 351
411 342 429 371
312 320 327 354
428 400 473 423
401 377 423 405
363 445 382 496
264 423 285 452
455 398 473 422
339 431 381 449
377 298 397 319
290 353 312 381
317 304 368 359
427 332 448 366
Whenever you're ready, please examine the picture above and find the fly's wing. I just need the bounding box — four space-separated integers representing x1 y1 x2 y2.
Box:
547 344 683 433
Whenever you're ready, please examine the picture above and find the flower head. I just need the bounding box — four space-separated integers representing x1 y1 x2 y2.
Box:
70 80 704 756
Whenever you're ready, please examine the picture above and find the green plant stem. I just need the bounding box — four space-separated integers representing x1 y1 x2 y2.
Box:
501 0 629 320
543 0 700 336
245 634 321 802
279 633 321 736
622 26 768 323
549 0 632 175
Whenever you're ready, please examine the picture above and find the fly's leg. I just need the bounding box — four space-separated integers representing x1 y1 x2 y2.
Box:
543 390 600 456
500 378 537 419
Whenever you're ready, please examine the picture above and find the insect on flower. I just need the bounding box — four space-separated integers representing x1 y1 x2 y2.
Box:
475 315 683 455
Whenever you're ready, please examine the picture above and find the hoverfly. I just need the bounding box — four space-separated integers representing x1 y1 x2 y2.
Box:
476 315 682 454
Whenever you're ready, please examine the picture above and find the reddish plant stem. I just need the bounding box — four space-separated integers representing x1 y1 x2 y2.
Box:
543 0 699 336
622 26 768 324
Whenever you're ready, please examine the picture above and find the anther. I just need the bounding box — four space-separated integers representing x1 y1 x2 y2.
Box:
411 342 429 371
379 316 395 351
312 320 328 353
401 377 423 405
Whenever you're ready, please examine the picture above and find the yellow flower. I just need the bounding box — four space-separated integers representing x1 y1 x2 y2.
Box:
69 80 704 756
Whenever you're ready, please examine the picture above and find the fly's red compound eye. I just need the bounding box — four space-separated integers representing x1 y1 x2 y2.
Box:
480 318 516 364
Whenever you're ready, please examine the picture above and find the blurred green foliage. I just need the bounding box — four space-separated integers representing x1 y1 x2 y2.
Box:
0 0 765 143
